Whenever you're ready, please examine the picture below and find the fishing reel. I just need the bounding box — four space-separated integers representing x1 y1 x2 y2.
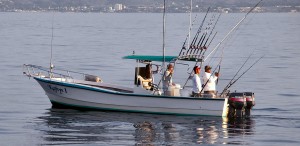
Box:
148 82 162 95
148 82 159 91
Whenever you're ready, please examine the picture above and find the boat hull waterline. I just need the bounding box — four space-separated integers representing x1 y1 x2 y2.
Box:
35 77 229 116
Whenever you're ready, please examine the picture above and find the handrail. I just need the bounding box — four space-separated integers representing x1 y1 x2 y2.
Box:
23 64 101 83
23 64 67 76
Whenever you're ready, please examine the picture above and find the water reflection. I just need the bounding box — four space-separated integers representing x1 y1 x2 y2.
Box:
133 121 180 145
225 117 255 137
35 108 255 145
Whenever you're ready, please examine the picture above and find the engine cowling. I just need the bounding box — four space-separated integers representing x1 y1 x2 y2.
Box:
244 92 255 117
244 92 255 109
228 92 246 110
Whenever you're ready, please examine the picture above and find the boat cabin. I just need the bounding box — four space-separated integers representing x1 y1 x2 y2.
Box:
123 55 183 95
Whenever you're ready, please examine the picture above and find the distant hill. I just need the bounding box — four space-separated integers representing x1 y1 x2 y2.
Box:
1 0 300 12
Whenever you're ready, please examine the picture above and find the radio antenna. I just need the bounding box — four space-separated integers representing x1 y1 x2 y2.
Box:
50 12 54 74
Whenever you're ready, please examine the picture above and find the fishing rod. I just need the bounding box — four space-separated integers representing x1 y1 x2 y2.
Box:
190 31 207 59
181 30 218 88
178 14 199 57
191 26 209 57
164 8 210 90
197 31 217 59
187 30 207 58
181 13 220 87
201 13 221 50
184 7 210 58
191 20 212 55
216 65 221 85
204 0 263 62
190 13 217 58
187 24 213 59
200 46 225 94
205 1 262 84
196 32 207 49
181 32 218 88
205 0 262 87
220 55 265 96
227 50 255 86
195 14 215 49
213 41 225 86
194 13 220 61
220 52 254 92
186 15 209 58
190 7 210 47
199 50 224 94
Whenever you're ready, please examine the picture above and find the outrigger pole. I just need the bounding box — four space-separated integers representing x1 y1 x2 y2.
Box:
204 0 263 62
158 0 196 89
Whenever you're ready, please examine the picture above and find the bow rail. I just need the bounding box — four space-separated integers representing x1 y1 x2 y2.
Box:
22 64 102 83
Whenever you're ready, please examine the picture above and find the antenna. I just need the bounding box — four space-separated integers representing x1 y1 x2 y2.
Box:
50 12 54 74
187 0 192 48
162 0 166 81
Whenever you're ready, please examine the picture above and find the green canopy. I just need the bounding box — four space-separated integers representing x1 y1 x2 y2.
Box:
123 55 177 62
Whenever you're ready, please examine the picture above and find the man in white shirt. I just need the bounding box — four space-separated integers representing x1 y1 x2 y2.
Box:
192 66 202 97
203 65 219 97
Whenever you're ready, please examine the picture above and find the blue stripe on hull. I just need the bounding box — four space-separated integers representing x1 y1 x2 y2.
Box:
50 100 218 117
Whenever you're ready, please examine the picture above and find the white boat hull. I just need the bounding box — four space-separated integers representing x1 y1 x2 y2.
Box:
35 77 229 116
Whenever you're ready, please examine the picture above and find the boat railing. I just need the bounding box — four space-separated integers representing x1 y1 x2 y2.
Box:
22 64 101 83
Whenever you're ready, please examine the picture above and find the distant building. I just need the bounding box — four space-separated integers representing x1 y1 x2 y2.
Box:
115 4 123 11
108 6 114 12
290 9 297 13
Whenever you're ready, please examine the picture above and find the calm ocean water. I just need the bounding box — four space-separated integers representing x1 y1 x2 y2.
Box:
0 12 300 145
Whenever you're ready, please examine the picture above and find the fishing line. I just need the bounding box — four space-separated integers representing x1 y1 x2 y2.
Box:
207 3 261 67
207 18 243 66
223 49 256 89
204 0 263 63
220 54 265 95
204 0 263 91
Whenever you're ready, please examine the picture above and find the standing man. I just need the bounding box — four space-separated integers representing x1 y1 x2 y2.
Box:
192 66 202 97
203 65 219 97
162 63 174 93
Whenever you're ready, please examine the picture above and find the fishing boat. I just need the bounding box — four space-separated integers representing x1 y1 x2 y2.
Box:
23 1 263 117
22 53 256 117
23 62 229 117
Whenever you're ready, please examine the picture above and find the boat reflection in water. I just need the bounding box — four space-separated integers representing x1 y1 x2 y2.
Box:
35 108 255 145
